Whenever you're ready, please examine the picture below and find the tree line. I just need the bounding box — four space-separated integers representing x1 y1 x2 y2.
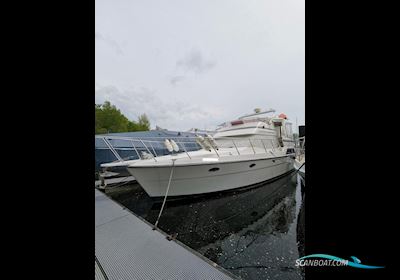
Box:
95 101 150 134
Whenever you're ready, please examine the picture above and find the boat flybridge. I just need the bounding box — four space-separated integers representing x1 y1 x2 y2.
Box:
121 108 296 198
213 108 295 148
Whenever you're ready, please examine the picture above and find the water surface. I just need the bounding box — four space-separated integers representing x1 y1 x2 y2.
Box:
109 172 305 280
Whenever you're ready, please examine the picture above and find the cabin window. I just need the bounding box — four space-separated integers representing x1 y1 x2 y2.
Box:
231 120 244 126
286 148 295 154
249 163 256 168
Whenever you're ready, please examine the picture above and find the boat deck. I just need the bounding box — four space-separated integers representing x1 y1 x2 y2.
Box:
95 189 236 280
128 147 287 167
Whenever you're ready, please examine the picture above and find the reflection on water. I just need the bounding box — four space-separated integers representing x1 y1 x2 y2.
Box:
110 172 305 280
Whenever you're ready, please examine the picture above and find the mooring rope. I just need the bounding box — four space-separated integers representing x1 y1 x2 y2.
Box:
295 161 305 174
154 158 177 229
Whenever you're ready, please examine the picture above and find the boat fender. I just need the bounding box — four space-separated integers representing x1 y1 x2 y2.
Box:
206 134 218 150
196 135 212 151
195 135 206 150
170 139 180 152
164 139 174 152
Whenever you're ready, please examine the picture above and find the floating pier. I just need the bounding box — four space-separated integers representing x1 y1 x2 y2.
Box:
94 176 136 188
95 189 236 280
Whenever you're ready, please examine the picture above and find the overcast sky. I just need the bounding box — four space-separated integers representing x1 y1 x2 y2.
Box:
95 0 304 131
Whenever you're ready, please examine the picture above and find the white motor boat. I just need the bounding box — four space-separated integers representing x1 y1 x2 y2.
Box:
127 108 296 197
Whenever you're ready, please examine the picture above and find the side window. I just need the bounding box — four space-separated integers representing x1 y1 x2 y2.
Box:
286 148 295 154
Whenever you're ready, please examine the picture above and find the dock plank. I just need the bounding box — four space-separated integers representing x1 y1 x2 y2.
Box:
95 189 235 280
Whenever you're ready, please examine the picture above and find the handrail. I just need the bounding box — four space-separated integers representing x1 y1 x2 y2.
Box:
210 142 220 157
139 139 157 162
232 140 240 155
95 135 200 141
176 141 192 159
95 134 288 142
130 140 142 160
249 139 256 154
96 134 299 165
148 141 158 157
102 137 123 161
261 139 268 153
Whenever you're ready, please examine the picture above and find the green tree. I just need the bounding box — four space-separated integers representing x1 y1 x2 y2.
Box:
95 101 150 134
138 114 150 130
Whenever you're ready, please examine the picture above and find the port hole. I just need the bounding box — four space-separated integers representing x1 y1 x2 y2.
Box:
209 167 220 172
249 163 256 168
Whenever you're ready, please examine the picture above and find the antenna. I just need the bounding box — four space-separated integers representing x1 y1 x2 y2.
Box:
239 108 276 119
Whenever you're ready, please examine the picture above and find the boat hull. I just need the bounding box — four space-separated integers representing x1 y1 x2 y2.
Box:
127 156 294 197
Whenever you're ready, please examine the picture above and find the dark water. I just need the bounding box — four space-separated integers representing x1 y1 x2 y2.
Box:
109 172 305 280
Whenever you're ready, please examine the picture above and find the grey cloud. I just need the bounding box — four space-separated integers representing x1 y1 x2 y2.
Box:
169 75 186 86
176 50 216 74
95 32 124 55
95 85 226 130
95 0 304 128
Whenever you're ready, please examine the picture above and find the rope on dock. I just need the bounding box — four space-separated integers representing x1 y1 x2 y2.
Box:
154 158 176 229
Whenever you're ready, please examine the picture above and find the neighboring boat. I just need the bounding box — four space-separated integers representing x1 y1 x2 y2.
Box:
294 156 305 177
127 109 296 198
96 130 202 175
294 136 305 177
98 137 196 179
99 151 152 180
